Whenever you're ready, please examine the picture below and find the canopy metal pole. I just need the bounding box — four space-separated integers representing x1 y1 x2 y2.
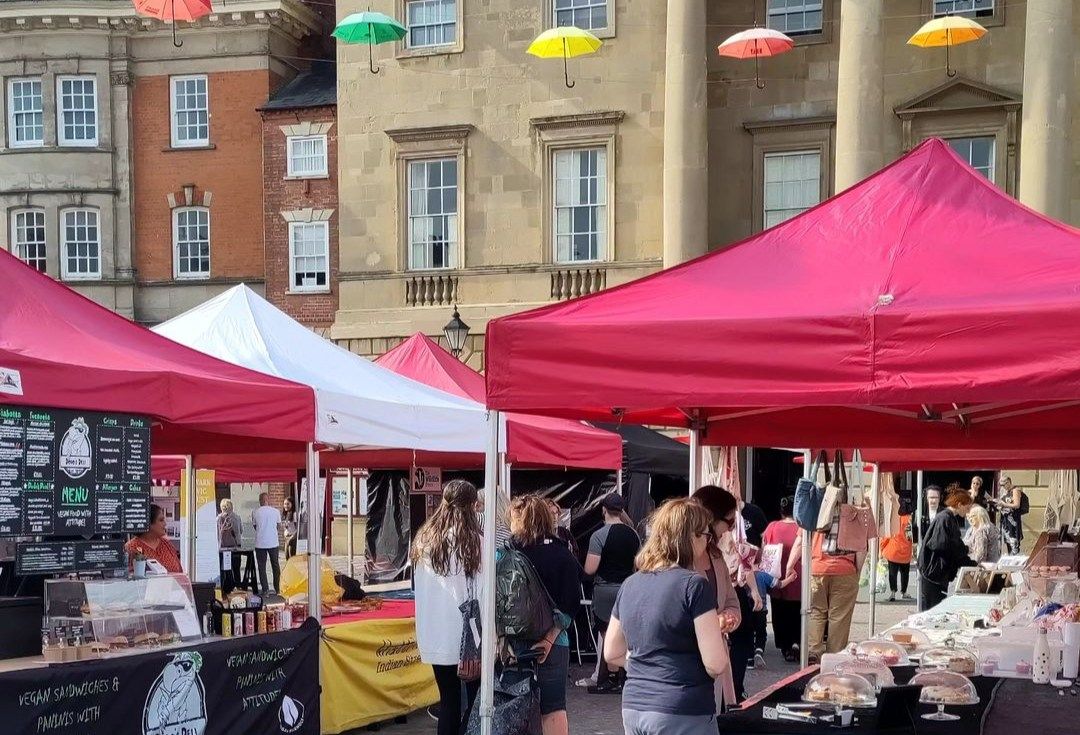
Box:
346 468 354 580
745 448 755 503
800 449 812 668
306 443 321 621
688 427 702 492
615 468 624 496
915 470 925 610
184 455 196 578
868 462 881 638
479 410 502 735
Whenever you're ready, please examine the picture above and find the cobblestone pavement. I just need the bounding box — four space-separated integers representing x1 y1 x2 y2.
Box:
358 594 915 735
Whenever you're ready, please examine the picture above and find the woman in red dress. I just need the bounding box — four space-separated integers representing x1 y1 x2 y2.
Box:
125 504 183 574
763 496 802 663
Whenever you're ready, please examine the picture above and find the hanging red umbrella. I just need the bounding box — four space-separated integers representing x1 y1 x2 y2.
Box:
133 0 213 48
717 27 794 89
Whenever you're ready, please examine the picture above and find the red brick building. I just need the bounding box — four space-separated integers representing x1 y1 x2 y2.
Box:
127 6 327 324
260 63 338 330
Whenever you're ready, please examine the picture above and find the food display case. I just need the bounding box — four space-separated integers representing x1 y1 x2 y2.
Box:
879 627 932 654
920 646 979 676
43 574 202 657
852 639 909 667
910 669 979 721
802 672 878 710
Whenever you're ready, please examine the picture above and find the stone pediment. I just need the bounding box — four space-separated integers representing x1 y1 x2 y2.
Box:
894 77 1021 118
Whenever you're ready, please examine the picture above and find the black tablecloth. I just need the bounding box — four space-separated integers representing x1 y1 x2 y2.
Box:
722 665 1000 735
982 678 1079 735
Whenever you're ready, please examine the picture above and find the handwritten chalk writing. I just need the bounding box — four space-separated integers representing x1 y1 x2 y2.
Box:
227 646 294 668
235 668 287 690
241 689 281 711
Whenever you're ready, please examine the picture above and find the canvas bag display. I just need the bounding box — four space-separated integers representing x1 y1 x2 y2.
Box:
815 451 849 532
794 451 830 530
458 577 482 681
837 503 878 554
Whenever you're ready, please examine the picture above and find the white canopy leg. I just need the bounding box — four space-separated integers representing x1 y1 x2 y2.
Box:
689 427 703 492
479 410 501 735
868 461 881 638
184 455 195 577
915 470 924 610
306 443 321 621
346 468 354 580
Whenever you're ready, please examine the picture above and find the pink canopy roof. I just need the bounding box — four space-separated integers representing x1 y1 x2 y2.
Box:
486 138 1080 450
376 334 622 469
0 251 316 453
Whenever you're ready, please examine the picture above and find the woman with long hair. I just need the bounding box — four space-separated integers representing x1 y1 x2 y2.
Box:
919 488 977 610
965 505 1001 564
412 480 483 735
604 498 729 734
281 496 297 559
509 495 583 735
691 485 751 705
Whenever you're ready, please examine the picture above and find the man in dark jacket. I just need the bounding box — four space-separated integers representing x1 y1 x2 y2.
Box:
918 488 977 611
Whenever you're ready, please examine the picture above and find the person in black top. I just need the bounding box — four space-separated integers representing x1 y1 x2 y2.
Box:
583 494 641 693
738 498 769 665
510 495 584 735
918 488 977 611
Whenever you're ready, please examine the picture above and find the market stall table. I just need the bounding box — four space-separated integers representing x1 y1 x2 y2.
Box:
319 597 437 734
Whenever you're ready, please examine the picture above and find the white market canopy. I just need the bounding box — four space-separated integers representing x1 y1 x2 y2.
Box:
153 285 489 452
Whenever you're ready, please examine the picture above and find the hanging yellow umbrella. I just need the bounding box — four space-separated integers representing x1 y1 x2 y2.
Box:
907 15 987 78
527 26 603 89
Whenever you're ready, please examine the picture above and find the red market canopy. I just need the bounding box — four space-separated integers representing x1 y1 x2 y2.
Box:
858 449 1080 472
486 138 1080 450
0 251 317 453
375 333 622 469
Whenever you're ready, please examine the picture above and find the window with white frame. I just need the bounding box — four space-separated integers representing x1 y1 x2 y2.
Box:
407 157 458 270
170 75 209 148
11 209 46 272
554 0 608 31
766 0 823 36
7 78 44 148
947 136 995 181
287 135 328 177
934 0 993 18
406 0 457 48
763 150 821 228
173 207 210 278
57 76 98 146
289 222 330 292
554 147 606 263
61 209 100 280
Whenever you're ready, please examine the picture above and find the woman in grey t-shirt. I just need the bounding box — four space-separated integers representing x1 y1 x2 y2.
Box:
604 498 730 735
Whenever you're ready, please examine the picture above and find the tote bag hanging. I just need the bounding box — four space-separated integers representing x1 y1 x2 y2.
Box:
794 451 829 531
815 451 849 532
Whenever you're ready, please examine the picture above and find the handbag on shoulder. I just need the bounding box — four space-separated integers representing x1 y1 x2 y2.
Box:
458 577 482 681
794 451 829 531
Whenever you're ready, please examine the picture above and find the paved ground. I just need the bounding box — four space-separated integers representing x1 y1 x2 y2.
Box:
354 592 915 734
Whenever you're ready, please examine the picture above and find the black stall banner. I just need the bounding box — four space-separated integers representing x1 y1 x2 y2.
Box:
0 405 150 537
1 619 320 735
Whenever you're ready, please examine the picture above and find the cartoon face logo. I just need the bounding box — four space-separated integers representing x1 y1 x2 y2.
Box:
58 417 92 479
142 652 207 735
279 695 305 733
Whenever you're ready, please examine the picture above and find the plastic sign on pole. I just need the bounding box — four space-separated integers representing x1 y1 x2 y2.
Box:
412 466 443 494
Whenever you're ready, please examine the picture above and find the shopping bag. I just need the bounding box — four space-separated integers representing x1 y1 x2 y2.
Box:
760 543 784 580
458 578 482 681
815 451 849 531
794 451 829 530
465 662 542 735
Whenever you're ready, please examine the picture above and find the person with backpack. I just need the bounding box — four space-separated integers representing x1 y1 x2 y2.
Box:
603 498 729 734
508 495 583 735
412 480 484 735
990 475 1026 555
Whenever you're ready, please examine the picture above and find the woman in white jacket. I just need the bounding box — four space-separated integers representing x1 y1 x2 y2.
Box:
412 480 483 735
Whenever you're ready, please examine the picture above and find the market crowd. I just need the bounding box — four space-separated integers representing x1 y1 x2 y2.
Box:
410 473 1027 735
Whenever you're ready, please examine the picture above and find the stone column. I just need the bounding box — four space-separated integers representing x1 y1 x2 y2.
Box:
1018 0 1074 221
662 0 708 267
834 0 885 191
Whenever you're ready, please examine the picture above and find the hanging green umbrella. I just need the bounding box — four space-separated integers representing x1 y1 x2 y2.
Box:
333 11 407 74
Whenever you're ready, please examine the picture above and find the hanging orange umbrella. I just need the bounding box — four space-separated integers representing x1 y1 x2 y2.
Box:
717 27 794 89
133 0 213 48
907 16 988 78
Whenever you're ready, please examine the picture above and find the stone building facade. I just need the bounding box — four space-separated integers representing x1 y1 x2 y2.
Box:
260 62 339 330
334 0 1075 363
0 0 325 323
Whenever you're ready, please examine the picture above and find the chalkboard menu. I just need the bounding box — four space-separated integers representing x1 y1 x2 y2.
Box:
0 405 150 537
15 540 126 576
